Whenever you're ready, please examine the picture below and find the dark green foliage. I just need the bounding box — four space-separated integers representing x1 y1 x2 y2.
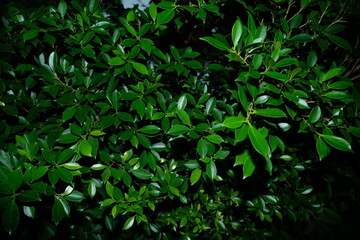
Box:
0 0 360 239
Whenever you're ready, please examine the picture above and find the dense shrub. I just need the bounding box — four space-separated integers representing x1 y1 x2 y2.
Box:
0 0 359 239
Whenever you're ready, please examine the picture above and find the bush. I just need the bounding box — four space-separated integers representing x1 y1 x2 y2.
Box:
0 0 359 239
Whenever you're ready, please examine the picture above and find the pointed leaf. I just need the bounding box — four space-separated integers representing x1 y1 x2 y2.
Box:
132 169 152 180
248 125 271 160
222 116 245 129
206 160 217 180
309 106 321 123
79 140 92 157
200 37 230 51
123 216 135 230
2 200 19 235
157 9 175 25
232 19 243 47
322 135 352 152
243 156 255 179
190 168 202 185
254 108 287 118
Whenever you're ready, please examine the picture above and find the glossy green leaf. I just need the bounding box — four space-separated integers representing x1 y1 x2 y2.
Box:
307 51 317 67
222 116 245 129
138 125 161 134
309 106 321 123
149 2 157 21
254 108 287 118
197 138 208 159
190 168 202 185
234 150 250 166
206 160 217 180
204 134 224 144
321 67 342 82
88 0 99 13
205 97 216 115
262 71 289 82
248 125 271 161
316 137 328 160
132 169 152 180
232 19 243 47
177 95 187 110
243 156 255 179
109 57 125 66
323 91 348 99
90 130 106 136
176 109 191 125
79 140 92 157
322 135 352 152
131 61 148 75
23 30 39 42
157 9 175 25
289 33 314 43
200 37 230 51
58 1 67 18
60 163 82 170
327 34 351 50
274 58 297 68
123 216 135 230
23 206 35 219
167 125 190 135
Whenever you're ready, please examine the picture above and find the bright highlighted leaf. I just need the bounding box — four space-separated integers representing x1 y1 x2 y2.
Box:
222 116 245 129
232 19 243 47
60 162 82 170
309 106 321 123
177 95 187 110
206 160 217 180
322 135 352 152
58 1 67 18
190 168 202 185
149 2 157 21
123 216 135 230
79 140 92 157
177 109 191 125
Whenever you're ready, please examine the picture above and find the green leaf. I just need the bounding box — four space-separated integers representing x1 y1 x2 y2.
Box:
232 19 243 47
329 81 353 89
79 140 92 157
254 108 287 118
176 109 191 125
88 0 99 13
322 135 352 152
52 197 66 225
206 160 217 180
149 2 157 21
321 67 342 82
289 33 314 43
177 95 187 110
32 166 49 181
204 134 224 144
18 190 40 202
323 91 348 99
190 168 202 185
58 1 67 18
307 51 317 67
23 30 39 42
60 163 82 170
205 97 216 115
349 127 360 138
243 155 255 179
157 9 175 25
131 61 148 75
222 116 245 129
316 137 328 160
109 57 125 66
8 168 23 192
123 216 135 230
169 187 179 196
88 179 96 198
327 34 351 50
235 150 250 166
197 138 208 159
309 106 321 123
132 169 152 180
184 160 200 169
262 71 289 82
90 130 106 136
23 206 35 219
274 58 297 68
200 37 230 51
138 125 161 134
248 125 271 161
2 200 19 235
167 125 190 135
